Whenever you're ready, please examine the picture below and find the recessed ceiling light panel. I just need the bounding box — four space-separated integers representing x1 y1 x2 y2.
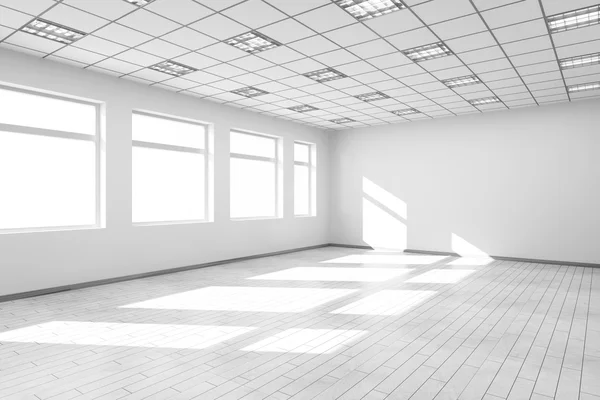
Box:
355 91 390 102
331 118 356 124
567 81 600 93
559 52 600 69
303 68 347 83
391 108 420 116
231 86 269 98
442 75 482 88
149 60 197 77
21 19 86 44
402 42 453 62
547 5 600 33
333 0 406 21
124 0 156 6
289 105 318 113
225 31 281 54
469 97 501 106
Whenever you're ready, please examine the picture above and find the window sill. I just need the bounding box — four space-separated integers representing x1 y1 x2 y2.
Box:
133 219 211 227
230 216 281 222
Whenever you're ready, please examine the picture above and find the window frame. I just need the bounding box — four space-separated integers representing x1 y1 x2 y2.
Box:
230 129 281 221
132 110 211 226
294 141 316 217
0 84 102 234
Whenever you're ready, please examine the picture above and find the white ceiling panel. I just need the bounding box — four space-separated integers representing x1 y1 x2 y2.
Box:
1 0 596 130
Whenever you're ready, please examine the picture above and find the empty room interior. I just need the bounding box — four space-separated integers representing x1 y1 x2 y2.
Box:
1 0 600 399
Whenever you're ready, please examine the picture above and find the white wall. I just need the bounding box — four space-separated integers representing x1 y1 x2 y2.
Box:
0 49 330 297
330 99 600 264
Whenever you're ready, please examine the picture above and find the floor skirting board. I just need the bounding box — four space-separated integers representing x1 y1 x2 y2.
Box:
0 244 329 303
326 244 600 269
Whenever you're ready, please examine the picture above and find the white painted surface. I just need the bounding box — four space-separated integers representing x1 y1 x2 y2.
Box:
330 100 600 264
0 49 330 296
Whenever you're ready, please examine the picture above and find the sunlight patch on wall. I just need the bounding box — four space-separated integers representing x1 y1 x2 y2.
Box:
120 286 356 313
248 267 412 282
0 321 255 349
331 290 435 315
242 328 367 354
406 269 475 284
362 177 407 250
449 233 494 266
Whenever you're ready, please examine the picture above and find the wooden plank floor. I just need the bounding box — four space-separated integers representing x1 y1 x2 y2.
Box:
0 247 599 400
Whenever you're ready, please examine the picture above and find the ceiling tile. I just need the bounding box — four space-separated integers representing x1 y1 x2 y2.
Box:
94 57 139 74
336 60 377 75
223 0 287 29
204 63 246 78
324 23 379 47
115 48 162 66
162 28 217 51
313 49 360 67
387 27 439 50
0 6 32 29
63 0 136 20
146 0 213 25
0 0 55 15
364 9 423 37
430 14 488 40
200 42 247 62
492 18 548 43
502 35 552 56
481 0 543 29
263 0 329 16
95 23 152 47
173 52 220 69
295 4 356 33
368 52 412 69
197 0 246 11
283 57 325 73
257 46 304 64
41 4 109 33
288 35 339 57
189 14 247 40
347 39 397 59
137 39 188 59
446 32 497 53
119 9 181 37
53 45 106 65
413 0 476 25
73 35 128 56
258 18 315 44
228 55 274 72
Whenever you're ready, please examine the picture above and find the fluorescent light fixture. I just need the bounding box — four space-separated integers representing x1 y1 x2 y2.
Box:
567 81 600 93
21 18 86 44
559 52 600 69
231 86 269 98
547 5 600 33
225 31 281 54
149 60 197 77
333 0 406 21
391 108 420 116
442 75 482 88
288 105 318 113
124 0 156 5
469 96 501 106
330 118 356 124
355 91 390 102
402 42 452 62
303 67 347 83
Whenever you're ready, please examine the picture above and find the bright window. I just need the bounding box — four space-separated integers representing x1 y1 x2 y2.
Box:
0 86 100 233
230 131 281 219
294 141 316 216
132 112 209 224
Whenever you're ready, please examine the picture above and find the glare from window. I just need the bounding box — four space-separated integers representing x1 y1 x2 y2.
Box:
294 165 309 216
133 147 205 223
230 131 279 219
132 113 205 149
0 88 96 135
0 131 96 230
230 157 276 219
294 141 315 217
132 112 208 224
